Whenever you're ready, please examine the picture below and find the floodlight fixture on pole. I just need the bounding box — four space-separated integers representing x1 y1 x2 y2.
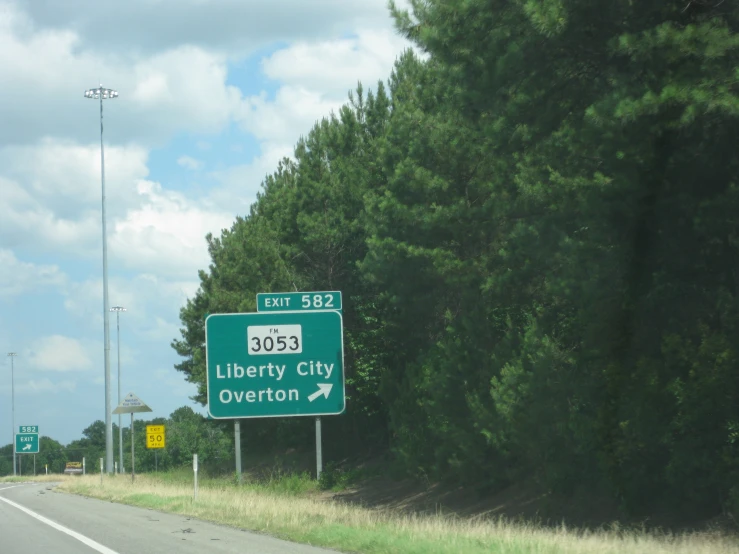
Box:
7 353 17 476
85 84 118 474
84 88 119 100
110 305 126 473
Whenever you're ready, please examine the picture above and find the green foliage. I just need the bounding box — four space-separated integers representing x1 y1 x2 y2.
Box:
169 0 739 523
318 462 374 491
257 469 318 496
0 408 233 478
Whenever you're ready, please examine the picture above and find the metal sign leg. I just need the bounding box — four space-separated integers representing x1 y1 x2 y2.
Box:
316 417 322 480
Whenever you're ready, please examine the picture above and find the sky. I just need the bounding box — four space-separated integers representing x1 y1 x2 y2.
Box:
0 0 412 447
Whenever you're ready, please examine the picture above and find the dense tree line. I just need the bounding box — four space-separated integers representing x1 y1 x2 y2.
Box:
172 0 739 519
0 407 232 476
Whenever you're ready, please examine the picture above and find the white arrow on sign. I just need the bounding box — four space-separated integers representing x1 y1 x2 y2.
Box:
307 383 333 402
22 444 32 451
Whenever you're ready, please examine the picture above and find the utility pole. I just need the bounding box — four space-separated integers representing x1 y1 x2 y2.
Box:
7 353 17 476
84 84 118 473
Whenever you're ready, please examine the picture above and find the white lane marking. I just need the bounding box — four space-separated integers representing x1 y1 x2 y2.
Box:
0 484 25 491
0 488 120 554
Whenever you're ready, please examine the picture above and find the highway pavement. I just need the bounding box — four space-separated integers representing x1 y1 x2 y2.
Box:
0 482 338 554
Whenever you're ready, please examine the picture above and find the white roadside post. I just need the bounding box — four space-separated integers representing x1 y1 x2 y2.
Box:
83 457 86 475
100 458 103 485
193 454 198 501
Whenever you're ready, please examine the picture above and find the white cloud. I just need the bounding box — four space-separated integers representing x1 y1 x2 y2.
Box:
0 140 231 279
19 0 395 56
0 140 150 257
0 139 149 210
126 45 243 138
0 0 413 445
0 249 66 297
236 86 343 147
153 367 194 397
63 272 200 344
0 1 405 150
0 5 242 148
177 155 203 170
207 142 293 209
27 335 93 372
143 316 182 343
231 27 412 172
15 378 77 395
110 180 233 278
262 28 409 94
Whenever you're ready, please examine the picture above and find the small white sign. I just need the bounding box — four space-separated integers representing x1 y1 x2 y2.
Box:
247 324 302 355
113 392 153 414
121 393 145 407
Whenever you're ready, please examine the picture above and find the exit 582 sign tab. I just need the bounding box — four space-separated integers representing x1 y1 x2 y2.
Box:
256 291 342 312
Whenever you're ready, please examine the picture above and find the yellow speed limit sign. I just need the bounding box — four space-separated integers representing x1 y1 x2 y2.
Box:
146 425 166 449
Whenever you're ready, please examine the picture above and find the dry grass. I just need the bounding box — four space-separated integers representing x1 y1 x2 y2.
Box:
7 473 738 554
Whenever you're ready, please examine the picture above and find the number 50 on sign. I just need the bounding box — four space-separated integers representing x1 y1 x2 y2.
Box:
146 425 166 449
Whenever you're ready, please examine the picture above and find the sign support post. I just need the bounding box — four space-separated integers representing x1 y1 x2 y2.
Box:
112 392 153 482
315 417 323 480
131 413 135 483
234 420 242 484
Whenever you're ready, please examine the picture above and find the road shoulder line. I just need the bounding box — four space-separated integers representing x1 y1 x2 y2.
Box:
0 486 119 554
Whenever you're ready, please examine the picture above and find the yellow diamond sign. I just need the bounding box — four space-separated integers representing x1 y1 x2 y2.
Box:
146 425 166 449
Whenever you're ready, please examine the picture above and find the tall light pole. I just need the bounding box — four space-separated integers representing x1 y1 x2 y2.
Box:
7 353 17 476
85 84 118 474
110 306 126 473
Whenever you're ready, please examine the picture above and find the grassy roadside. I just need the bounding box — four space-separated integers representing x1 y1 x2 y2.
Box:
4 472 738 554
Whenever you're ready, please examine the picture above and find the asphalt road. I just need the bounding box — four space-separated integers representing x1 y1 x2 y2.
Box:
0 482 338 554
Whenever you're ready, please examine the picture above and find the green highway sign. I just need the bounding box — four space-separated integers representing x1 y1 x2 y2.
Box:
16 432 39 454
19 425 38 433
257 291 342 313
206 310 345 419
